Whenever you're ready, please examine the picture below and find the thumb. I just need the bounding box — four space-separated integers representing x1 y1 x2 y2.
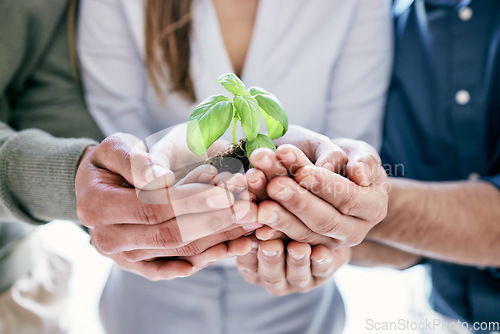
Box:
94 133 175 190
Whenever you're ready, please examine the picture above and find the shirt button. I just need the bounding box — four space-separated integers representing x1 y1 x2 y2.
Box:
455 90 470 105
468 172 480 181
458 7 473 21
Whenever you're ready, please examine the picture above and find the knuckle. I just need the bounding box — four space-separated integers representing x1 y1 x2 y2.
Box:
153 224 179 249
296 230 319 245
373 204 388 223
347 232 365 247
136 204 162 224
76 194 101 228
98 134 122 156
261 276 286 287
175 242 201 257
336 192 360 216
91 232 116 254
329 150 348 166
286 192 309 213
287 277 310 288
314 213 340 238
76 205 96 228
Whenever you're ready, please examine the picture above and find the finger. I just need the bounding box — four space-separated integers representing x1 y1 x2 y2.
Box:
179 243 228 269
249 148 288 181
118 226 245 261
236 240 260 284
254 226 286 241
267 176 368 245
112 254 194 281
313 142 349 175
257 239 287 295
78 179 236 227
90 206 254 255
213 172 248 194
275 144 314 175
94 133 175 189
226 237 253 256
333 138 382 186
256 200 337 248
294 166 388 222
176 164 218 186
146 123 205 174
274 126 347 170
311 245 351 278
245 168 268 201
285 242 313 290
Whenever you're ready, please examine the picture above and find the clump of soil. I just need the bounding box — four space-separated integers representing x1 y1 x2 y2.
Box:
207 139 250 173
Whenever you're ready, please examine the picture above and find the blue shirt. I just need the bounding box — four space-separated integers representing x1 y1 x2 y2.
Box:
381 0 500 330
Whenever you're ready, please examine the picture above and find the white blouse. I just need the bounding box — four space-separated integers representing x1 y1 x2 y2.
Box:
78 0 393 150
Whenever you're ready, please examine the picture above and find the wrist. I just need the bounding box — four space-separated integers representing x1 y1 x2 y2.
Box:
368 177 417 241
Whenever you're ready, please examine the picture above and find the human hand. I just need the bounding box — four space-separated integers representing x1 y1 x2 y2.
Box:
236 238 351 296
248 130 389 248
75 131 257 280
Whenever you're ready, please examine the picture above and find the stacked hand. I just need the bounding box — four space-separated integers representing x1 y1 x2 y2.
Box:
75 124 389 291
235 126 389 295
75 127 256 281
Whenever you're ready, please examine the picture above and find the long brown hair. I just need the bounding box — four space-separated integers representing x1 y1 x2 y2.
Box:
144 0 195 102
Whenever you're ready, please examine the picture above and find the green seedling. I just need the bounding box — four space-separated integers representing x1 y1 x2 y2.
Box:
187 73 288 161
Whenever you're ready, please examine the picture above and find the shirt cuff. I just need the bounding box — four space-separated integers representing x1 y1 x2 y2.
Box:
480 174 500 191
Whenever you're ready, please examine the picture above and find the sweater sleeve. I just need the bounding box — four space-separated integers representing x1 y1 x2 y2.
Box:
0 125 96 224
0 0 102 225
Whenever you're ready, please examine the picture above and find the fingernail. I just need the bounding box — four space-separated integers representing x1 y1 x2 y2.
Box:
272 185 293 201
241 223 263 231
255 154 272 169
322 162 335 173
260 211 278 224
357 162 371 186
248 177 263 187
289 251 306 261
261 249 279 257
206 192 232 208
145 165 169 183
279 148 296 163
312 257 326 264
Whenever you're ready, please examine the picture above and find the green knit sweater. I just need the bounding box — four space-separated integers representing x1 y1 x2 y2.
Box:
0 0 103 292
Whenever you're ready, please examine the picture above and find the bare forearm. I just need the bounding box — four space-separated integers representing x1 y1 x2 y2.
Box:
368 178 500 267
350 240 422 270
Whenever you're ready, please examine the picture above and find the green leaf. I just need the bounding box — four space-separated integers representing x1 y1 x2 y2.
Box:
217 73 246 96
245 134 276 160
187 95 233 156
248 86 288 139
234 95 260 141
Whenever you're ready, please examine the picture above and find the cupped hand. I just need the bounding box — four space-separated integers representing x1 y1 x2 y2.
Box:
236 239 351 296
75 130 257 280
248 137 389 248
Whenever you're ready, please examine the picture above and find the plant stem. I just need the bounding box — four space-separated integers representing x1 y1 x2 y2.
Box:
232 117 237 146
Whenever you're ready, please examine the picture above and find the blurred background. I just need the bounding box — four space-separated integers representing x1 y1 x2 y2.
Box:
39 220 430 334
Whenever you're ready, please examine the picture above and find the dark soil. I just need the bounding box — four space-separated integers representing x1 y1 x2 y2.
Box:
207 139 250 173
